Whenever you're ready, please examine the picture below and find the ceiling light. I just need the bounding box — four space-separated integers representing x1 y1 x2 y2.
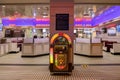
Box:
38 8 40 10
2 5 6 8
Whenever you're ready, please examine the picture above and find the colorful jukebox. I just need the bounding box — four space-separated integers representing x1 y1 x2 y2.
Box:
49 33 73 74
50 0 74 74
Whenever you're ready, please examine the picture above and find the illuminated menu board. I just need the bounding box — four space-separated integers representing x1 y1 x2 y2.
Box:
116 25 120 32
0 24 3 31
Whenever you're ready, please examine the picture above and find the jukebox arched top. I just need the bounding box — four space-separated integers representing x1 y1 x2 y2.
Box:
50 33 72 45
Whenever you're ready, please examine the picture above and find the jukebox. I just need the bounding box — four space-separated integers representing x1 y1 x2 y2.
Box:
49 33 73 74
50 0 74 74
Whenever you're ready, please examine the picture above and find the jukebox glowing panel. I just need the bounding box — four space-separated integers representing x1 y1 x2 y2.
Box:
49 33 72 73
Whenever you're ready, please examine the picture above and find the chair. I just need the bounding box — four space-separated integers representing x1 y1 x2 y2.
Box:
110 43 120 54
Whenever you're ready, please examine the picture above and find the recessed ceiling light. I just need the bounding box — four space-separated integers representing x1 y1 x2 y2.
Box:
15 11 18 13
2 5 6 8
38 8 40 10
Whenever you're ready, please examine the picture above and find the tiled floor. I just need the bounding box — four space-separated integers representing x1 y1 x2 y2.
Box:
0 66 119 80
0 51 120 64
0 51 120 80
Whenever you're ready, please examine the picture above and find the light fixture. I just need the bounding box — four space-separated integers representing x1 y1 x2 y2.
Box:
38 7 40 10
42 12 48 18
2 5 6 8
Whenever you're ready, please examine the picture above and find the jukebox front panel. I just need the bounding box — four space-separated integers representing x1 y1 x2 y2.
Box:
55 54 67 70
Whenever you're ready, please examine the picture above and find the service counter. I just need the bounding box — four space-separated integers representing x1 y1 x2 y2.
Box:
74 38 103 57
22 38 49 57
5 38 20 53
0 44 4 56
0 43 9 56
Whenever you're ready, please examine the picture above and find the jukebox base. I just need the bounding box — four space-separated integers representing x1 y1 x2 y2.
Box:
49 63 73 75
50 72 72 75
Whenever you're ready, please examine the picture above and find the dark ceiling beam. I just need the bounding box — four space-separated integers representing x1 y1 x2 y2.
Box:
0 0 120 4
74 0 120 4
0 0 49 4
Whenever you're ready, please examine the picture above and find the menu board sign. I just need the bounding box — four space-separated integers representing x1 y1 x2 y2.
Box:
56 14 69 30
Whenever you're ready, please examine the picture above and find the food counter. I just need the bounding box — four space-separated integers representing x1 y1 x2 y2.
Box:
74 38 103 57
22 38 49 57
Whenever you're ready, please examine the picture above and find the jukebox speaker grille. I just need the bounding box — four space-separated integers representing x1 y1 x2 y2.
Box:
55 54 67 70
